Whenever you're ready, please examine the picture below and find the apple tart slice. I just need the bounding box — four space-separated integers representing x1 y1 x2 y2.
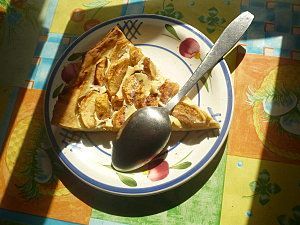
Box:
51 26 220 131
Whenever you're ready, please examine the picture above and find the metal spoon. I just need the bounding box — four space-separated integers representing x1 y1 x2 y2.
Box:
112 11 254 172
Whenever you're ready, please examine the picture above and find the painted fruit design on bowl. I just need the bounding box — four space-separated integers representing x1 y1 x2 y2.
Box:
163 24 212 91
247 65 300 159
99 151 192 187
164 24 201 59
147 160 169 182
61 62 82 83
179 38 200 59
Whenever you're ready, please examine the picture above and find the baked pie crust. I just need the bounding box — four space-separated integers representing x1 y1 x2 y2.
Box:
51 26 220 131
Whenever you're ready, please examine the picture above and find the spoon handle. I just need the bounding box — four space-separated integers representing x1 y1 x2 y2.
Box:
165 11 254 112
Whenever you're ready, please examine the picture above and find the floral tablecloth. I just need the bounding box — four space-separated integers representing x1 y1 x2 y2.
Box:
0 0 300 225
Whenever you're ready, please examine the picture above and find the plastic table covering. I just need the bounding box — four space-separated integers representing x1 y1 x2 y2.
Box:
0 0 300 225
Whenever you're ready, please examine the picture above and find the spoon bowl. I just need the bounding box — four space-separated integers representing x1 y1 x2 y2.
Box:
112 107 172 172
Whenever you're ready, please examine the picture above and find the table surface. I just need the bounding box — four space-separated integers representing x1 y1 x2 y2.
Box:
0 0 300 225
